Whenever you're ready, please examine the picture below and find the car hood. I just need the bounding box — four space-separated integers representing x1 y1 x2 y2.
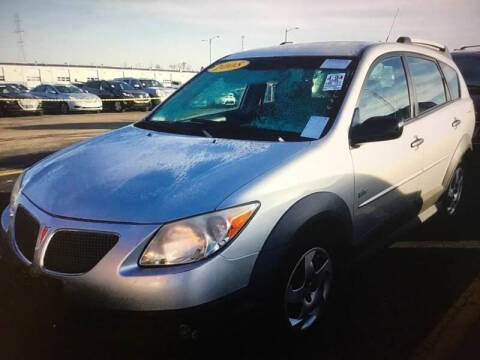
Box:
67 92 99 100
123 90 148 96
2 92 36 99
22 125 308 224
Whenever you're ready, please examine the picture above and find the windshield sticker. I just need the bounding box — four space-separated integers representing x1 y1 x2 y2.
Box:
323 73 346 91
320 59 352 69
208 60 250 73
301 116 329 139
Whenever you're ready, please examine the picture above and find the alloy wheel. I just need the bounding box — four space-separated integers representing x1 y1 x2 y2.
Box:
284 247 333 331
114 101 122 112
60 102 69 114
445 167 464 215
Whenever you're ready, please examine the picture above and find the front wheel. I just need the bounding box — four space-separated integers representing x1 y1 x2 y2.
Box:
284 246 333 332
59 102 69 114
113 101 124 112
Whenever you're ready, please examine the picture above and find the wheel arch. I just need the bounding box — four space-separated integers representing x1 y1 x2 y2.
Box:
248 192 353 291
442 134 473 188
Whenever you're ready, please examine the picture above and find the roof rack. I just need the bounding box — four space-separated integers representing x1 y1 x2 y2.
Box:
457 45 480 50
396 36 450 56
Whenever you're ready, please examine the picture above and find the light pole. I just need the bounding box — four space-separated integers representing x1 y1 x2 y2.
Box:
284 26 299 43
241 35 245 50
202 35 220 64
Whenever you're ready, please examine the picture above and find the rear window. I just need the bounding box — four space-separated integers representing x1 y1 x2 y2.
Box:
407 57 446 114
440 63 460 100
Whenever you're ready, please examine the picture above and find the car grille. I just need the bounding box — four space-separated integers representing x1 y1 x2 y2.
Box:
14 206 40 262
44 231 118 274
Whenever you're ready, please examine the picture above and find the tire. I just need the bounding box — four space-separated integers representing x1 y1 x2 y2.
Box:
439 162 467 218
143 106 150 112
59 102 69 114
261 225 345 337
35 110 43 116
113 101 124 112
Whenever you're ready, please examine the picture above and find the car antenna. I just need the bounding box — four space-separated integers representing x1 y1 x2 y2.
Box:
385 8 400 42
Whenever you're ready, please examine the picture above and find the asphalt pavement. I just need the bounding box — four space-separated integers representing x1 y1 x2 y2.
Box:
1 113 480 360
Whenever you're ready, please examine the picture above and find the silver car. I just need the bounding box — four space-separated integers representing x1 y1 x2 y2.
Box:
30 83 102 113
1 37 475 333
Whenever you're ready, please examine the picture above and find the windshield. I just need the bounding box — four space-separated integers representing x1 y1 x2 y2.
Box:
110 82 134 90
55 85 83 93
141 79 163 88
141 57 355 142
453 54 480 87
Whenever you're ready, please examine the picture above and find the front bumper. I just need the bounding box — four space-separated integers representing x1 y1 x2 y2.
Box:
68 101 102 112
1 195 256 311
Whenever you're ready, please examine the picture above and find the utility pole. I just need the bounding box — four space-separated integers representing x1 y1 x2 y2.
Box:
14 13 26 62
284 26 299 43
202 35 220 64
241 35 245 50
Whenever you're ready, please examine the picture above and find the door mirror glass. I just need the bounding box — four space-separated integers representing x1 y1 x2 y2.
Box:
350 108 404 144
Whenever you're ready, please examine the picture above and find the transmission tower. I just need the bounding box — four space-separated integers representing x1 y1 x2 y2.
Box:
14 13 26 62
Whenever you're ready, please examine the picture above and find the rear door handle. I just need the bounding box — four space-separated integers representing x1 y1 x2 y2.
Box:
452 119 462 128
411 137 424 148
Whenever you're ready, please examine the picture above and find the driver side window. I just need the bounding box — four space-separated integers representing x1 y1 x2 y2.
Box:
356 56 411 126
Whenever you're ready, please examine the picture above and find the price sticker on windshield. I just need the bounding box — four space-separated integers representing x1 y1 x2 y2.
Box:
323 73 346 91
208 60 250 73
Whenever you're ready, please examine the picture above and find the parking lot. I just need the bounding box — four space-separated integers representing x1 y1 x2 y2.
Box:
1 113 480 360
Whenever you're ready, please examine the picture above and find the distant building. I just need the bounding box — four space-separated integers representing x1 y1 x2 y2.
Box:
0 62 197 88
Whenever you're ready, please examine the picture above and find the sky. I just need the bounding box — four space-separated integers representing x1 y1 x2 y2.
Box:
0 0 478 71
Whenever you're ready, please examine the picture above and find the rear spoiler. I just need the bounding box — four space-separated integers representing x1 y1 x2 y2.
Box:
397 36 451 58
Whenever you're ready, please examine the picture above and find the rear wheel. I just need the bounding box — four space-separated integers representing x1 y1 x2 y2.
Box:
439 163 466 218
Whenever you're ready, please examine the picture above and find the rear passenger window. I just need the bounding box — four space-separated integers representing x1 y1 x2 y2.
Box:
407 57 446 114
356 56 411 125
440 63 460 100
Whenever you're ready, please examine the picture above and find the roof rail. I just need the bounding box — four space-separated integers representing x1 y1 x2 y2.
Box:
396 36 450 56
457 45 480 50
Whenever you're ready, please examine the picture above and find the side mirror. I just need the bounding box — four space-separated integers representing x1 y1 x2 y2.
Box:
350 108 404 145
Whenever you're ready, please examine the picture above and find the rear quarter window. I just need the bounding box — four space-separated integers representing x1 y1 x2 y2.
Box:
440 63 460 100
407 56 446 114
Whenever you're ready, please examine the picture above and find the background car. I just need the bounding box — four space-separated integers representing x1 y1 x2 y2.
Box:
115 77 175 107
3 83 29 92
30 83 102 114
452 46 480 142
83 80 150 112
0 83 42 116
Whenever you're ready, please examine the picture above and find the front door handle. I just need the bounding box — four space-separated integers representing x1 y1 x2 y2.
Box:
411 137 424 148
452 118 462 128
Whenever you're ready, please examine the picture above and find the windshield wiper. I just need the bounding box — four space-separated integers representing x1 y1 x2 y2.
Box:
136 120 215 139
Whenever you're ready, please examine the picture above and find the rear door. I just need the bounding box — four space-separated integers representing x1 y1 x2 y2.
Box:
351 55 425 243
404 56 463 209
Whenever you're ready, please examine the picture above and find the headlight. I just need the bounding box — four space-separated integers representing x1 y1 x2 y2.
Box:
139 203 259 266
10 172 25 217
122 92 133 97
